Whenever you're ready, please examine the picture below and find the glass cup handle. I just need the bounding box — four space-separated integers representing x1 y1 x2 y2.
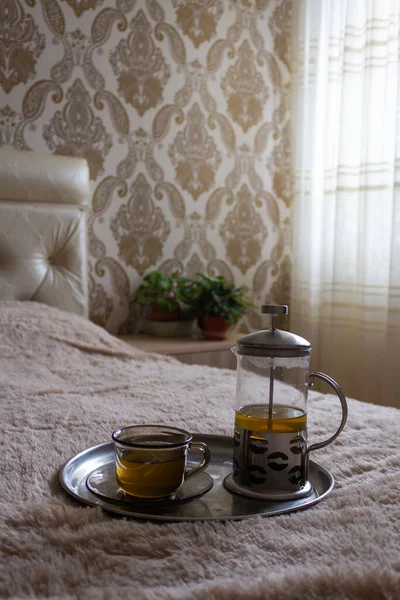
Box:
185 442 211 481
307 371 348 454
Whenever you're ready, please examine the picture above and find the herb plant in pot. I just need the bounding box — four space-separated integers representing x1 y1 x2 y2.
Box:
131 271 202 337
196 274 250 340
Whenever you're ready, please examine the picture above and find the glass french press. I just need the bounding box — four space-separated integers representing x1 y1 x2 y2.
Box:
224 305 348 501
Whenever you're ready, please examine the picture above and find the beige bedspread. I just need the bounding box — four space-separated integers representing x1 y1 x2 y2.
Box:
0 302 399 600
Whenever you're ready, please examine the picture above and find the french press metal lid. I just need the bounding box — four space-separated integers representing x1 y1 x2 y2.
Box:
236 305 311 357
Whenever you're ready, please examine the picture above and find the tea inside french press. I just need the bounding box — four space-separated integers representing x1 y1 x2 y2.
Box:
224 305 347 501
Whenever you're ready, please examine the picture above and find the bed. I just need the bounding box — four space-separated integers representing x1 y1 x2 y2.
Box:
0 149 399 600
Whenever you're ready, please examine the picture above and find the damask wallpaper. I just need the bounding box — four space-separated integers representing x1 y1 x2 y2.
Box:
0 0 292 334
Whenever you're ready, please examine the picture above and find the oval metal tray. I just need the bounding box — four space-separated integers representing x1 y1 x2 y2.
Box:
59 434 334 522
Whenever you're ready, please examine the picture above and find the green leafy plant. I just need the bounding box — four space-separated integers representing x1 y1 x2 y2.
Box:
196 274 251 325
131 271 202 320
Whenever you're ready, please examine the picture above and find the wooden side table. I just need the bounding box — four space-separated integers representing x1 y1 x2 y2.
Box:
118 333 239 369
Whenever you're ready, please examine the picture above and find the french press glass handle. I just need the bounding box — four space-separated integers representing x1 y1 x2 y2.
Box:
307 372 348 454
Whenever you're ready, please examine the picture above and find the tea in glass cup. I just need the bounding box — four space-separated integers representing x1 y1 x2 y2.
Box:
112 425 210 499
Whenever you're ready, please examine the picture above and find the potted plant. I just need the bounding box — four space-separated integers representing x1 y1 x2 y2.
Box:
196 274 251 340
131 271 202 337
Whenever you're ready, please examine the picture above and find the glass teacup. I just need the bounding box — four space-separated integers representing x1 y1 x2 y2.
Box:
112 425 210 500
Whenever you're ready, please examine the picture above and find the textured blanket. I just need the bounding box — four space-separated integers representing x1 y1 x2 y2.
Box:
0 302 399 600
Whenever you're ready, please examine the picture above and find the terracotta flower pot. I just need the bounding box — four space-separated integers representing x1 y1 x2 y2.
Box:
198 316 230 340
151 304 180 322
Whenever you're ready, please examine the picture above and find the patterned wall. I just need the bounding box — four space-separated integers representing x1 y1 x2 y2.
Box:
0 0 292 334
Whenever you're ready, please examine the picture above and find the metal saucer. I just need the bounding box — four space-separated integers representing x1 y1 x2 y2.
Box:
87 462 213 505
59 434 335 522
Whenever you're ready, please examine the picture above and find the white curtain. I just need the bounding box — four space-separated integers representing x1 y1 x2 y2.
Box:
291 0 400 408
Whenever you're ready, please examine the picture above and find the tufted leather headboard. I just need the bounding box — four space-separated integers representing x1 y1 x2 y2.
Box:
0 148 90 317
